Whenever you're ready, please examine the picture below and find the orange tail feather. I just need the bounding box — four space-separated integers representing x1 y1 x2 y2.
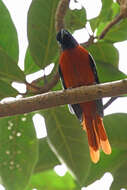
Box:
82 113 111 163
95 116 111 155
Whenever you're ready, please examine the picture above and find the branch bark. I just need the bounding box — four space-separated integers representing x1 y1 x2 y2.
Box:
1 79 127 118
55 0 70 32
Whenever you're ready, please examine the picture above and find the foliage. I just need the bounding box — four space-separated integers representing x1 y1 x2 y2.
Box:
0 0 127 189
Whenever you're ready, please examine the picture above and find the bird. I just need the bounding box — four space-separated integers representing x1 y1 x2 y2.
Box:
56 29 111 163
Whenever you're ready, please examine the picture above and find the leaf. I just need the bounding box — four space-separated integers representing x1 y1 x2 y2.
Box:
0 114 38 190
99 0 113 22
96 21 109 36
27 0 59 68
110 162 127 190
87 42 119 67
104 19 127 42
65 8 87 31
26 170 79 190
0 80 18 99
89 0 113 32
0 1 19 61
104 113 127 149
42 106 91 186
83 113 127 190
92 2 120 38
24 47 40 75
111 2 120 18
95 2 120 37
34 138 60 173
96 61 126 83
0 48 25 82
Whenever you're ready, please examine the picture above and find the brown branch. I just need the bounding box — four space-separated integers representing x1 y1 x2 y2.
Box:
55 0 70 32
99 13 124 39
118 0 127 17
1 79 127 118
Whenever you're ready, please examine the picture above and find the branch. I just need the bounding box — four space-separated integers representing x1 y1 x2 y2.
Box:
55 0 70 32
1 79 127 118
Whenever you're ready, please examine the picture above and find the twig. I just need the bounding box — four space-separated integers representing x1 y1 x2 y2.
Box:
1 79 127 118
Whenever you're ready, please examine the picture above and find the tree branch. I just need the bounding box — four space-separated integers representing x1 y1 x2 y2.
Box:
0 79 127 118
55 0 70 32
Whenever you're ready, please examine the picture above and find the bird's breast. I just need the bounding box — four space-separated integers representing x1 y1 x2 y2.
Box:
59 45 95 88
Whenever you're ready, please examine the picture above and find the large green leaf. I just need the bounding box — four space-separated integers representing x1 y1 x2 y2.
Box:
84 113 127 190
96 61 126 83
65 8 87 31
34 138 60 173
87 42 126 83
96 3 120 37
24 47 40 75
0 48 25 82
89 0 113 32
0 1 19 61
26 170 79 190
0 114 38 190
87 42 119 67
27 0 59 68
0 80 18 99
42 106 91 186
104 19 127 42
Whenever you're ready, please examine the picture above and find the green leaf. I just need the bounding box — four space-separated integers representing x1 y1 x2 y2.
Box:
0 1 19 61
96 61 126 83
83 113 127 190
104 19 127 42
87 42 126 83
100 0 113 22
96 21 109 36
91 2 120 37
111 2 120 18
84 148 127 187
0 114 38 190
26 170 79 190
65 8 87 31
89 17 101 33
27 0 59 68
24 47 40 75
42 106 91 186
89 0 113 32
0 48 25 82
110 162 127 190
104 113 127 190
104 113 127 149
34 138 60 173
0 80 18 99
87 42 119 67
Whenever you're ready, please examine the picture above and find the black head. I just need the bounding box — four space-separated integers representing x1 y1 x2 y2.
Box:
56 29 78 50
